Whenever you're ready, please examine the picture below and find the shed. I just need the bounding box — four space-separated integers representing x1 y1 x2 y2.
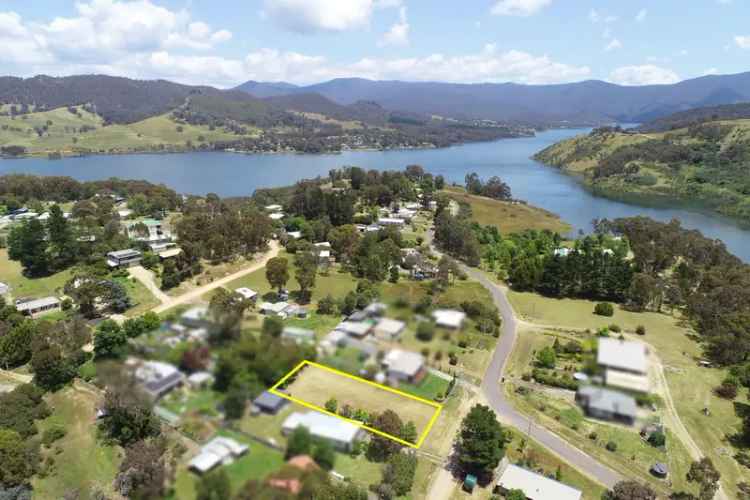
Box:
253 391 289 415
497 464 582 500
374 318 406 340
432 309 466 329
650 462 668 478
382 349 426 384
463 474 477 492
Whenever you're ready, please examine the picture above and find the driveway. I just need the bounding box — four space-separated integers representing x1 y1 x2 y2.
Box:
128 265 171 305
151 241 280 314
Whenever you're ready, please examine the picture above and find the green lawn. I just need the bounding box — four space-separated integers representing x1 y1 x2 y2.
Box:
32 387 121 500
173 429 285 500
0 249 73 299
333 453 383 488
114 275 160 317
223 253 357 304
160 388 223 417
400 373 451 401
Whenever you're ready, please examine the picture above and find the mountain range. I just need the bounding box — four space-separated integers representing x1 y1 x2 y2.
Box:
236 72 750 125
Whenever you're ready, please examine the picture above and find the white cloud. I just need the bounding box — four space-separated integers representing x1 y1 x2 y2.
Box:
379 7 409 47
589 9 617 24
604 39 622 51
735 35 750 49
635 9 647 22
609 65 680 86
491 0 552 17
263 0 384 33
704 68 719 75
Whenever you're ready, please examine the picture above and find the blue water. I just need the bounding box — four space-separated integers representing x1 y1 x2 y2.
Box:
1 128 748 261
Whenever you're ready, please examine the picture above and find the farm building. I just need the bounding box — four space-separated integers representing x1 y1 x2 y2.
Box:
235 287 258 301
15 296 61 317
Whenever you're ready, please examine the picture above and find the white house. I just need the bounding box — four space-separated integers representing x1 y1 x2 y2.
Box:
269 212 285 221
432 309 466 330
260 301 292 318
597 338 650 393
106 249 142 268
336 321 373 339
497 464 582 500
265 204 283 212
282 411 363 452
15 296 61 317
234 287 258 301
188 436 249 474
374 318 406 340
0 282 9 295
378 217 405 227
281 326 315 345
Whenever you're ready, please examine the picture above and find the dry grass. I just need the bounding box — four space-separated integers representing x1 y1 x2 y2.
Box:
443 186 570 234
283 363 439 438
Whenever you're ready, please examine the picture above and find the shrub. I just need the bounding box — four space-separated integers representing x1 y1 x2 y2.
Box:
262 316 284 337
448 352 458 366
535 346 557 369
648 431 666 447
608 324 621 333
325 398 338 413
317 294 336 315
42 426 67 447
588 431 598 441
416 322 435 342
605 441 618 452
715 380 739 400
635 325 646 336
594 302 614 317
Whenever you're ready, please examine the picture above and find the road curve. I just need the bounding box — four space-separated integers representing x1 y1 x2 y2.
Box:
464 265 622 489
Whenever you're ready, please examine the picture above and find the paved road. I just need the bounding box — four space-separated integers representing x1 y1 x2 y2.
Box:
463 265 622 489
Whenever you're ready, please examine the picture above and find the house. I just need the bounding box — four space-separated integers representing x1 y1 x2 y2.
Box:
269 212 285 221
235 287 258 302
432 309 466 330
392 208 416 221
496 464 582 500
364 302 387 317
188 436 249 474
158 247 182 260
265 204 283 212
378 217 405 227
260 301 291 318
0 282 8 295
281 326 315 344
253 391 289 415
336 320 373 339
374 318 406 340
282 411 364 452
382 349 426 384
106 249 142 268
125 219 173 248
135 361 185 400
15 296 61 317
181 305 211 329
554 247 572 257
597 338 650 393
287 230 302 240
575 386 637 425
187 371 214 389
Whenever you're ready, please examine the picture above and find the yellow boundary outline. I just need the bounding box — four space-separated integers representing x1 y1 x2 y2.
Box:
268 360 443 449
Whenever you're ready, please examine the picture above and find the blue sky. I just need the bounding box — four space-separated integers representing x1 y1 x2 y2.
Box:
0 0 748 88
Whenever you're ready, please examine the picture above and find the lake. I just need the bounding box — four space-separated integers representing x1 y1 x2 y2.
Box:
1 128 749 261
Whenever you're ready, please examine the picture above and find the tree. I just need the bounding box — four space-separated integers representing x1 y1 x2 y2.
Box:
286 426 312 459
7 218 49 276
535 346 557 369
603 481 656 500
94 320 127 359
265 257 289 293
196 468 231 500
465 172 483 195
0 320 36 369
457 404 509 476
401 421 418 445
317 294 336 315
209 288 248 344
0 429 39 488
113 439 166 498
686 458 721 500
262 316 284 338
223 386 248 420
368 410 405 461
313 439 336 471
381 452 417 496
325 398 338 413
30 345 74 391
295 251 318 303
481 176 512 200
416 322 435 342
647 431 666 447
99 382 160 447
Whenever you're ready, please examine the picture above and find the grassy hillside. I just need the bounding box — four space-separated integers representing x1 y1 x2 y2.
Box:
0 105 259 155
444 186 571 234
534 121 750 221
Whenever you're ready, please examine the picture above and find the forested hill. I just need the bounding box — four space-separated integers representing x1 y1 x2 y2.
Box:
533 119 750 222
236 71 750 125
0 75 258 124
637 102 750 132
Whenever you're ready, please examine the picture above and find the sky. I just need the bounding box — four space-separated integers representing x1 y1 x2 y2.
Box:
0 0 748 88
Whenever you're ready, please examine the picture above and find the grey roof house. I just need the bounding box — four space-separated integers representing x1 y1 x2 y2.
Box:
575 386 637 425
